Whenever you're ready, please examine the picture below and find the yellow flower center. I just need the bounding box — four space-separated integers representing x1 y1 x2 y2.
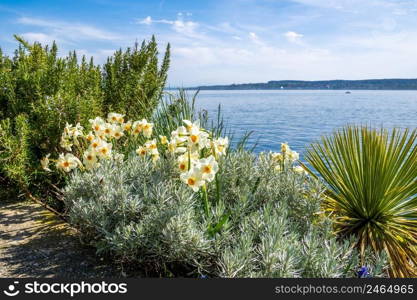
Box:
92 142 98 148
203 165 211 173
112 117 117 121
105 129 111 134
63 161 70 167
87 155 93 161
191 135 198 143
101 148 108 154
179 163 186 170
187 178 196 186
94 125 100 131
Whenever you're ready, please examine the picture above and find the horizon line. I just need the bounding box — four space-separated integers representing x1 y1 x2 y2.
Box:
167 78 417 89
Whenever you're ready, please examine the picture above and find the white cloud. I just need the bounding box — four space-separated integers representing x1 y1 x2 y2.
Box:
284 31 303 43
17 17 122 42
249 32 258 40
290 0 372 11
139 16 153 25
132 5 417 86
13 2 417 87
167 26 417 86
21 32 56 44
137 15 198 36
18 17 51 27
172 20 198 35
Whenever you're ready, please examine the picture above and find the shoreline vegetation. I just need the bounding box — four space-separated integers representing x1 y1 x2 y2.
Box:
181 78 417 90
2 36 417 278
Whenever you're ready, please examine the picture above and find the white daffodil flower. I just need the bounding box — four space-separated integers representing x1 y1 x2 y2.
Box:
40 154 51 172
97 134 107 141
177 154 189 172
136 146 147 157
271 152 283 162
151 153 160 163
60 136 73 151
122 121 132 132
107 112 124 124
213 137 229 156
56 153 81 172
168 135 187 154
85 131 95 143
141 119 154 138
89 117 105 133
89 138 103 152
83 151 98 170
132 120 143 135
167 141 176 153
288 150 299 162
112 125 124 140
73 123 84 138
183 119 200 132
159 135 168 145
103 123 115 138
180 167 205 192
281 142 290 153
175 147 187 154
177 152 199 172
188 128 209 149
293 165 307 175
144 139 158 155
199 155 219 182
96 142 112 159
63 122 72 135
171 126 188 139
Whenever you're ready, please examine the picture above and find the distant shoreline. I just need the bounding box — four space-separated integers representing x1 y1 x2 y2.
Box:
167 88 417 91
169 79 417 90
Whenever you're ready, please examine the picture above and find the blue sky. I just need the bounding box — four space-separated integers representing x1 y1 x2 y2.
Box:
1 0 417 86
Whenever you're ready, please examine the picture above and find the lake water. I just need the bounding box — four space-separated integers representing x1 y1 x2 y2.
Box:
191 90 417 155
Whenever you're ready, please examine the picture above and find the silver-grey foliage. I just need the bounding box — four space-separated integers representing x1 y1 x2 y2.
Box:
64 151 388 277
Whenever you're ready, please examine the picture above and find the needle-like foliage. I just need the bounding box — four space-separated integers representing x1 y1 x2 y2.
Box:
0 36 169 200
304 126 417 277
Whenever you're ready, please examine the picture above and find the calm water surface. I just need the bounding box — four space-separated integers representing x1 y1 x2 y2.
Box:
191 90 417 154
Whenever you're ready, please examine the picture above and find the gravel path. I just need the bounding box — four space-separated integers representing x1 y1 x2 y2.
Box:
0 199 120 278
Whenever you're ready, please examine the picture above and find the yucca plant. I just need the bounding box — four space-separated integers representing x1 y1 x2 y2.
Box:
303 126 417 277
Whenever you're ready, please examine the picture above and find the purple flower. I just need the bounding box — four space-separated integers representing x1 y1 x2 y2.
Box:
358 266 371 278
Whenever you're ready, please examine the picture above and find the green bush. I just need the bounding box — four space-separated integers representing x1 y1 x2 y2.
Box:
0 36 170 200
64 150 388 277
103 37 170 120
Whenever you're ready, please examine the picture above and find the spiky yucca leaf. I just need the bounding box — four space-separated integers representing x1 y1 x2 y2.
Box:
304 126 417 277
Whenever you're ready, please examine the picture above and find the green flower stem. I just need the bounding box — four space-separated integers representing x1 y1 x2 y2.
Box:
215 173 221 204
187 149 191 171
201 184 210 218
